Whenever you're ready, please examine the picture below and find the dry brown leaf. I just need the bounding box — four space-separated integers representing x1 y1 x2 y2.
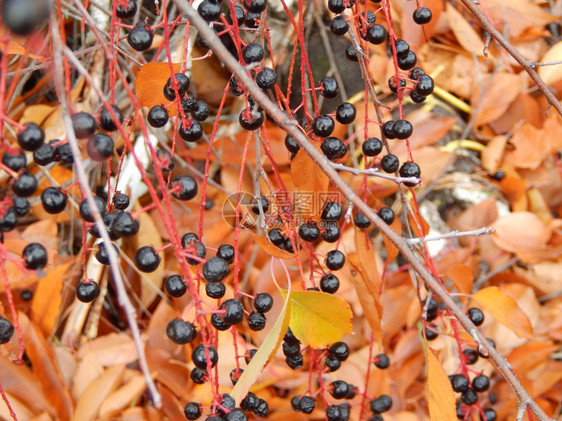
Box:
71 352 104 401
471 286 533 339
486 0 557 39
32 261 73 337
481 135 507 171
446 3 486 57
472 73 521 126
73 365 124 421
19 313 73 421
492 212 552 253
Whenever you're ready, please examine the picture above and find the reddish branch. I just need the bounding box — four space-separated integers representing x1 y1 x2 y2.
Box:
172 0 555 419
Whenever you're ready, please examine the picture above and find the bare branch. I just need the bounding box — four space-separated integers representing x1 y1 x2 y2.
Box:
406 227 495 245
331 162 421 184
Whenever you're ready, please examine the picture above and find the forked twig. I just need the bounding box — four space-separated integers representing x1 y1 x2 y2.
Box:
172 1 554 419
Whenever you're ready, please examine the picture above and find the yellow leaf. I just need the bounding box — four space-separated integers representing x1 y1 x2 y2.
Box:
471 286 533 338
427 348 457 420
251 232 296 259
231 287 292 405
31 260 73 337
280 289 352 348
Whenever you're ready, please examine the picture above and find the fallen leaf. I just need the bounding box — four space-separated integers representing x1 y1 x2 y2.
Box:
446 3 486 57
471 286 533 338
73 365 124 421
481 135 507 171
401 0 443 49
231 285 292 405
99 373 147 417
281 289 353 348
492 212 552 253
472 73 521 126
291 147 329 219
134 62 182 114
426 348 457 420
77 333 138 367
251 232 296 259
446 264 473 294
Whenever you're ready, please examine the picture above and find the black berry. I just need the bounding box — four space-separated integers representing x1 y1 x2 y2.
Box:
12 172 38 197
413 7 432 24
320 273 340 293
392 119 413 139
71 112 96 139
461 388 478 405
298 396 316 414
380 154 399 173
127 22 153 51
147 105 169 128
191 101 210 121
370 395 392 414
299 222 320 242
76 280 100 303
79 196 106 222
2 150 27 172
322 201 343 222
167 319 196 344
472 374 490 392
248 312 267 331
450 374 469 392
244 0 267 13
22 242 48 270
416 74 435 96
1 0 48 36
17 123 45 151
0 317 14 344
397 51 417 70
330 16 349 36
41 187 67 214
378 207 395 224
374 353 390 369
321 77 339 99
329 341 349 361
217 244 235 264
354 211 371 229
254 292 273 313
330 380 350 399
242 43 264 63
468 307 485 326
285 135 300 153
239 109 264 130
165 274 187 297
328 0 345 13
322 224 341 243
33 143 56 166
362 137 383 156
183 402 202 420
192 344 218 369
326 250 345 270
399 162 421 187
221 298 245 325
366 24 387 44
135 246 161 273
198 0 222 22
256 67 277 89
336 102 356 124
203 256 229 282
113 193 130 210
313 115 335 137
179 120 203 142
87 133 114 161
206 282 226 299
321 137 347 160
170 176 198 201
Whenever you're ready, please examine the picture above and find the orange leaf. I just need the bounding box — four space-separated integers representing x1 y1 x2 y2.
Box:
492 212 552 253
471 286 533 338
32 261 73 337
251 232 296 259
382 215 402 263
402 0 443 49
135 62 182 115
427 348 457 420
73 365 124 421
353 228 383 317
446 3 486 57
446 264 473 294
472 73 521 126
290 148 329 219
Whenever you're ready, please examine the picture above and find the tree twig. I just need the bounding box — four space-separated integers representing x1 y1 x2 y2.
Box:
331 162 421 184
406 227 495 244
172 1 555 419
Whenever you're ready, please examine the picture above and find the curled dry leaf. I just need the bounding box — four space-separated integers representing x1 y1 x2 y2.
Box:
426 348 457 420
280 289 353 349
471 286 533 339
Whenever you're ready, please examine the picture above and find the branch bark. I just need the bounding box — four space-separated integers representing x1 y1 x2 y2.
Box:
172 1 555 419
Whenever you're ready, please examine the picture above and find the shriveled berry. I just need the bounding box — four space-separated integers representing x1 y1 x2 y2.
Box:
190 367 207 384
76 280 100 303
17 123 44 151
127 22 153 51
241 392 258 411
254 399 269 417
166 320 196 347
183 402 202 420
113 193 129 210
461 388 478 405
370 395 392 414
362 137 383 157
284 327 300 345
135 246 161 272
165 274 187 297
326 405 342 421
256 67 277 89
248 312 267 331
320 273 339 293
217 244 235 264
0 208 16 232
206 282 226 298
299 396 316 414
22 242 48 270
203 256 229 282
283 341 300 357
242 43 264 63
41 187 67 214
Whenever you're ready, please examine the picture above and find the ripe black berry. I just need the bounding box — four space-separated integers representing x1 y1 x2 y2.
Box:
41 187 67 214
244 11 261 28
321 77 339 99
328 0 345 13
94 241 117 265
425 326 438 340
2 0 48 35
416 74 435 96
241 392 258 411
392 119 413 139
164 73 190 101
345 45 359 62
225 408 247 420
182 237 206 265
251 195 269 214
322 224 341 243
320 273 340 293
468 307 485 326
410 90 427 104
147 105 169 128
135 246 161 273
167 319 196 344
203 256 229 282
198 0 221 22
330 380 350 399
0 317 14 344
326 405 342 421
336 102 356 124
482 408 497 421
12 171 38 197
284 327 300 345
192 344 218 369
190 367 208 384
205 282 226 298
362 137 383 157
321 137 347 160
366 24 387 44
2 150 27 171
76 280 100 303
111 211 139 237
165 274 187 297
239 109 264 130
330 16 349 36
20 290 33 302
115 0 137 19
244 0 267 13
191 100 210 121
283 341 300 357
299 222 320 242
184 402 202 420
378 207 395 224
326 250 345 270
55 142 73 163
113 193 130 210
413 7 432 24
354 211 371 228
285 135 300 153
256 67 277 89
98 104 124 131
370 395 392 414
463 348 479 365
71 112 96 139
313 115 335 137
22 242 48 270
221 298 245 325
322 201 343 222
79 196 106 222
11 195 29 217
450 374 469 392
182 94 197 112
394 39 410 58
33 143 56 166
17 123 45 151
268 228 285 246
87 133 114 161
217 244 235 264
254 292 273 313
0 208 16 232
461 388 478 405
299 396 316 414
179 120 203 142
397 51 417 70
242 43 264 63
170 176 198 201
127 23 153 51
472 374 490 392
374 353 390 369
388 76 406 93
329 341 349 361
254 399 269 417
325 355 341 371
248 312 267 331
380 154 399 173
